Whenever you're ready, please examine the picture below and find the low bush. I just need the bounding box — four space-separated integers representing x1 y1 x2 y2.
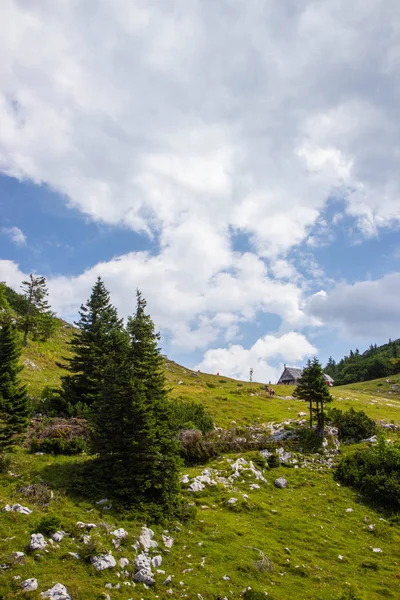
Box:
327 407 377 442
0 453 12 474
36 515 63 536
169 400 214 435
28 417 90 455
206 382 216 389
17 483 53 506
294 428 323 453
267 454 280 468
335 434 400 510
178 429 216 465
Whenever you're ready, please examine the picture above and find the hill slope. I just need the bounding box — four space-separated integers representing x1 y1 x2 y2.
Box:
0 320 399 599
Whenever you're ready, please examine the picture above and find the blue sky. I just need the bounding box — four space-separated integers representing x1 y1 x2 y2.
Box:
1 1 399 382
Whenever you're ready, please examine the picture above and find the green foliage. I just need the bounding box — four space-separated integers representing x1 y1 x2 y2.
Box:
327 407 377 442
169 399 214 434
337 584 365 600
31 436 88 455
293 357 333 434
36 515 63 536
60 277 126 409
294 427 323 453
242 589 268 600
335 434 400 510
206 382 216 388
0 322 31 452
29 417 90 455
267 453 281 468
0 452 12 473
21 274 56 346
178 429 216 465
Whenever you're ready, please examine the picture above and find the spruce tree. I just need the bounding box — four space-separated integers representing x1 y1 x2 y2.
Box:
94 290 181 516
21 274 55 346
293 357 332 435
60 277 124 411
0 323 30 452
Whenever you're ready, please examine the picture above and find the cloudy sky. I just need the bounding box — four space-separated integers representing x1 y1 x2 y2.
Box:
1 0 400 382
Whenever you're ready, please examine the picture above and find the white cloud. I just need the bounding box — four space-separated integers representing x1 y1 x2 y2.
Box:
306 273 400 339
1 226 27 246
196 332 317 383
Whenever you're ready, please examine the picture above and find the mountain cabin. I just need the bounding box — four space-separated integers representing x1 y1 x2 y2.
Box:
277 365 334 386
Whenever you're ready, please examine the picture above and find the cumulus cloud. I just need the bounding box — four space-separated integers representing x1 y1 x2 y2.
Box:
196 332 318 383
306 273 400 339
1 226 26 246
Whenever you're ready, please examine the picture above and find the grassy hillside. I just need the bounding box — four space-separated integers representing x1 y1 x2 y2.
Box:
1 324 399 599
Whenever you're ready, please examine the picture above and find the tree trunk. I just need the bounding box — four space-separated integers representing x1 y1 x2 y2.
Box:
309 399 313 428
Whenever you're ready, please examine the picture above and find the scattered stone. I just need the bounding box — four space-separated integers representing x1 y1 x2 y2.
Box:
68 552 80 559
134 553 152 571
30 533 47 551
96 498 109 505
188 480 205 492
139 526 158 550
23 358 40 370
76 521 97 530
372 548 382 553
119 558 129 568
133 569 155 585
52 531 66 543
3 503 32 515
112 528 128 539
152 555 162 568
12 552 25 561
163 575 172 585
368 524 375 532
249 483 260 490
345 508 354 513
180 474 190 484
298 412 307 417
40 583 71 599
274 478 288 489
222 575 231 581
162 535 174 548
338 555 343 560
227 498 238 505
2 504 12 512
277 448 292 464
21 578 38 592
91 552 117 571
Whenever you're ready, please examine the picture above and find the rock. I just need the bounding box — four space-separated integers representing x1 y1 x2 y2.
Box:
21 578 38 592
119 558 129 568
111 528 128 539
298 412 307 417
139 526 158 550
40 583 71 599
368 524 375 532
163 575 172 585
162 534 174 548
12 551 25 561
180 474 190 484
2 504 12 512
362 435 378 443
96 498 109 505
7 503 32 515
274 478 288 489
152 555 162 568
68 552 80 559
249 483 260 490
338 555 343 560
23 358 40 370
52 531 66 542
227 498 238 504
30 533 47 551
277 448 292 464
345 508 354 513
222 575 231 580
91 552 116 571
133 568 155 585
189 480 205 492
76 521 97 530
134 553 152 571
372 548 382 553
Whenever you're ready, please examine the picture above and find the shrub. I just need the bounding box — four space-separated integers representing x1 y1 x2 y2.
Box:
169 400 214 434
335 434 400 510
178 429 215 465
0 454 11 474
267 454 280 469
79 535 107 562
327 407 376 442
36 515 63 536
206 382 216 389
295 428 323 453
17 483 52 506
28 417 90 455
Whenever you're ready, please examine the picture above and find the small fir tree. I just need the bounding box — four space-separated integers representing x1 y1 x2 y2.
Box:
21 274 55 345
60 277 125 411
0 323 30 452
293 357 333 435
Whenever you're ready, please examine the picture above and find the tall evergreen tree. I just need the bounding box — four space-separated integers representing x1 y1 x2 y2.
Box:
21 274 55 346
293 357 333 435
60 277 124 411
0 323 30 452
93 290 181 517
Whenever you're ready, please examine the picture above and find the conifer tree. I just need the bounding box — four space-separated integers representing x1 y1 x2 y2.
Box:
0 323 30 452
293 357 333 435
93 290 181 517
60 277 124 411
21 274 55 346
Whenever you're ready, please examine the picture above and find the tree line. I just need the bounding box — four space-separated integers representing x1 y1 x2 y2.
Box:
324 338 400 385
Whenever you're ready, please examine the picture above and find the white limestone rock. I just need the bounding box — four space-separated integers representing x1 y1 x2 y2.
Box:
134 553 151 571
40 583 71 599
21 578 38 592
133 568 155 585
274 478 288 489
91 552 116 571
152 555 162 568
139 526 158 550
30 533 47 551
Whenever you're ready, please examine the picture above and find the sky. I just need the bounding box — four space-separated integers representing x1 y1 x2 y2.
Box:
1 0 400 383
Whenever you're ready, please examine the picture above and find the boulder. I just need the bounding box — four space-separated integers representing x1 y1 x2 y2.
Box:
274 477 288 489
134 553 152 571
30 533 47 551
119 558 129 568
162 534 174 548
133 568 155 585
188 480 205 492
111 528 128 539
40 583 71 599
90 552 116 571
2 504 12 512
139 526 158 551
152 555 162 568
21 578 38 592
51 531 66 543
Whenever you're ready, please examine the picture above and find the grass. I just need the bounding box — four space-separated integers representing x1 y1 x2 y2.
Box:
1 325 398 598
